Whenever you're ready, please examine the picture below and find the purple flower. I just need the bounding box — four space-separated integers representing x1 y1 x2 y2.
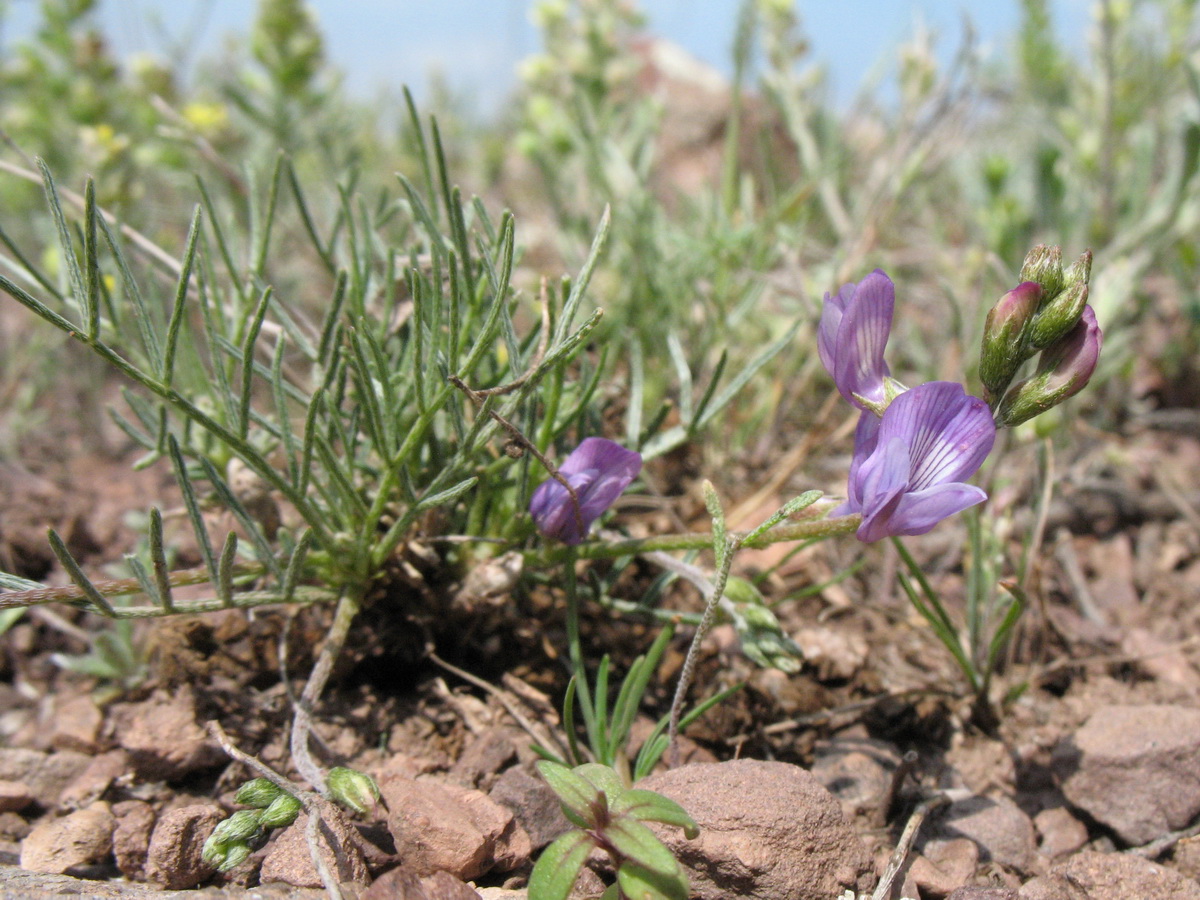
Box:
835 382 996 542
818 269 895 411
529 438 642 545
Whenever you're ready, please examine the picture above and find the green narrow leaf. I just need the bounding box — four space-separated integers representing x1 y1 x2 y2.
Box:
689 348 729 433
666 333 693 424
168 436 219 590
594 655 611 765
96 214 159 365
611 624 674 751
81 178 100 340
36 159 86 319
281 529 314 603
238 287 273 439
197 457 281 582
148 507 174 612
194 176 248 305
527 830 596 900
555 205 610 342
0 219 64 302
743 491 824 544
162 206 203 387
563 675 582 767
317 273 348 370
47 528 114 616
217 532 237 607
252 153 284 278
285 157 335 275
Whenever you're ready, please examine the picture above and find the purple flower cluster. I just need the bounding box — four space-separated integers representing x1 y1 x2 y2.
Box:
820 272 996 542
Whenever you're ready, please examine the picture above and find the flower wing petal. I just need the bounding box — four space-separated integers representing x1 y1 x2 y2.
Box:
878 381 995 490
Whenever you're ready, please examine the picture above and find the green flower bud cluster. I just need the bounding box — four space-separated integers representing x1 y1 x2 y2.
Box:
201 778 303 873
979 245 1101 426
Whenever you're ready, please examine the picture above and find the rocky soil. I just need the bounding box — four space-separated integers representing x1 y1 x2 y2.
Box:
2 378 1200 900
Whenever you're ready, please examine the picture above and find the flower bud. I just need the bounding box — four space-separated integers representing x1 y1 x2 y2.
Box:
979 281 1042 398
235 777 284 809
327 767 380 817
997 306 1102 427
259 792 303 829
1019 244 1064 298
1029 279 1088 350
210 809 264 844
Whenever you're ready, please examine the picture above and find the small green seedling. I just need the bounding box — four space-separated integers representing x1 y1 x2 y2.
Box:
530 760 697 900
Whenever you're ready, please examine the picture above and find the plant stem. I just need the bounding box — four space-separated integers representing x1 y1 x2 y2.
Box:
533 510 861 566
290 588 363 794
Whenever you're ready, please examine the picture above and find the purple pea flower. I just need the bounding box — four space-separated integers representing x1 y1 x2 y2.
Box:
817 269 895 411
529 438 642 545
835 381 996 542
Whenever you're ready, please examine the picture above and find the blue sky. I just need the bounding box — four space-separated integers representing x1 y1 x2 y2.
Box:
4 1 1091 113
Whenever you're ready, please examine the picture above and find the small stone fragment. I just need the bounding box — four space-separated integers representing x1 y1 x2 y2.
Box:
909 837 979 897
58 750 129 809
0 780 33 813
638 759 873 900
19 801 115 874
449 728 517 789
489 764 570 851
0 749 91 807
1056 704 1200 846
143 803 223 889
1019 850 1200 900
1033 806 1088 859
362 866 483 900
380 774 526 880
259 807 370 888
928 795 1037 873
112 689 225 781
947 888 1019 900
49 694 104 754
811 735 902 824
111 800 155 880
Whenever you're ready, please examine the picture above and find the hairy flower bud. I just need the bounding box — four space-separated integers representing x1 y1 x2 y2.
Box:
259 792 303 829
979 281 1042 398
235 777 284 809
327 767 381 817
997 306 1102 427
1019 244 1064 298
1029 279 1088 350
211 809 264 844
219 842 252 872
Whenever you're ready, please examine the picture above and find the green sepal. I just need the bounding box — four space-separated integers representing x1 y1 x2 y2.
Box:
527 829 597 900
611 789 699 839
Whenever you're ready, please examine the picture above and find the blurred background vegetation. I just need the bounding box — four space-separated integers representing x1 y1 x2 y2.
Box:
0 0 1196 481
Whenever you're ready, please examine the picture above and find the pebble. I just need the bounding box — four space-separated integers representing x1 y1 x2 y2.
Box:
143 803 222 890
638 759 873 900
1056 704 1200 846
19 801 114 874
